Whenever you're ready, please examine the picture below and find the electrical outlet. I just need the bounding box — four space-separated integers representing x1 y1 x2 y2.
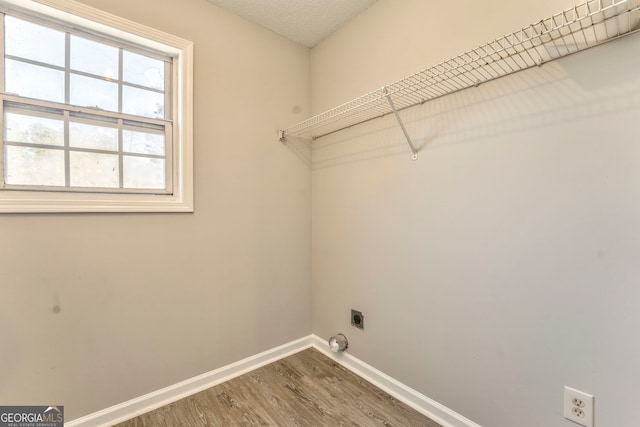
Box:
564 386 594 427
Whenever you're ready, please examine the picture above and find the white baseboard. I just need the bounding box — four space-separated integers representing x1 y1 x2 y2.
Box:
309 335 481 427
66 336 314 427
67 334 480 427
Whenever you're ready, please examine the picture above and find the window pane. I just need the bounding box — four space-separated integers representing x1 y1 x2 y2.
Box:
70 122 118 151
5 112 64 146
70 74 118 111
4 16 65 67
0 9 179 205
123 156 165 189
122 86 164 118
70 151 119 188
123 129 164 155
123 51 164 90
5 59 65 103
4 145 65 186
70 35 119 79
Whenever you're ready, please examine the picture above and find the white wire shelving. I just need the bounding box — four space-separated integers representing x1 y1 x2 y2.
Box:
278 0 640 159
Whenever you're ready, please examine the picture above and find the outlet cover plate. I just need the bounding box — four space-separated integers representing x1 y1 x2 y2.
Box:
564 386 594 427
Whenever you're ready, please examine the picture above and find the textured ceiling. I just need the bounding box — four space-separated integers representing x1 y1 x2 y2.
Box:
207 0 379 48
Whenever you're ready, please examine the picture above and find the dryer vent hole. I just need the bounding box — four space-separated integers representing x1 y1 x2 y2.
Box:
351 309 364 330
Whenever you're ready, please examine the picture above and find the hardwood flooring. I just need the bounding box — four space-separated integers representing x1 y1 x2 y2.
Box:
115 348 441 426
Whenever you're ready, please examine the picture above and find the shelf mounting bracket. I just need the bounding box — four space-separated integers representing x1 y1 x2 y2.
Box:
383 86 418 160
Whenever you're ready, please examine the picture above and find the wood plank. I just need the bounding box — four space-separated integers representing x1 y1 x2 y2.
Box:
115 348 442 426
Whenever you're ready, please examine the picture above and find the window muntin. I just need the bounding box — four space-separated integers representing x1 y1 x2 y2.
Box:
1 13 172 194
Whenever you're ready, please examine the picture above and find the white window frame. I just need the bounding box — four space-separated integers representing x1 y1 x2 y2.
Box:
0 0 193 213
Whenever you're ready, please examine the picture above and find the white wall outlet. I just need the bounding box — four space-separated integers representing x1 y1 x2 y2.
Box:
564 386 594 427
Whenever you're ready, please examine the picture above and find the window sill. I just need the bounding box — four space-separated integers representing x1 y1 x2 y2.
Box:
0 190 193 213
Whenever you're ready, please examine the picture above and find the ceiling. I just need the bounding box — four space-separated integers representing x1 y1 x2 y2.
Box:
206 0 379 48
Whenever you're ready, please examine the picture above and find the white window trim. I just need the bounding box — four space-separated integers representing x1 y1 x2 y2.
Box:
0 0 193 213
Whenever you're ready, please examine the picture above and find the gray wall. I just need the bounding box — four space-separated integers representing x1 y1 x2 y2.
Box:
0 0 311 420
4 1 640 426
311 1 640 426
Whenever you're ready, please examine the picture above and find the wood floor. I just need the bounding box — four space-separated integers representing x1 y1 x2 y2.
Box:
115 348 441 426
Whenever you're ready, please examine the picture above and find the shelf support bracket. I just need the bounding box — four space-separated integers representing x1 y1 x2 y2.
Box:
383 86 418 160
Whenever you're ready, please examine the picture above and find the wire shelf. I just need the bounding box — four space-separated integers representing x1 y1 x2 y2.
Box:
279 0 640 142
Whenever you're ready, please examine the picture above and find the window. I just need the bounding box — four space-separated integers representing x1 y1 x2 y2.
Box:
0 0 193 212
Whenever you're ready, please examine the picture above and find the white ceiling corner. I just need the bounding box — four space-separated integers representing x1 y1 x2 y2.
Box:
206 0 379 48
